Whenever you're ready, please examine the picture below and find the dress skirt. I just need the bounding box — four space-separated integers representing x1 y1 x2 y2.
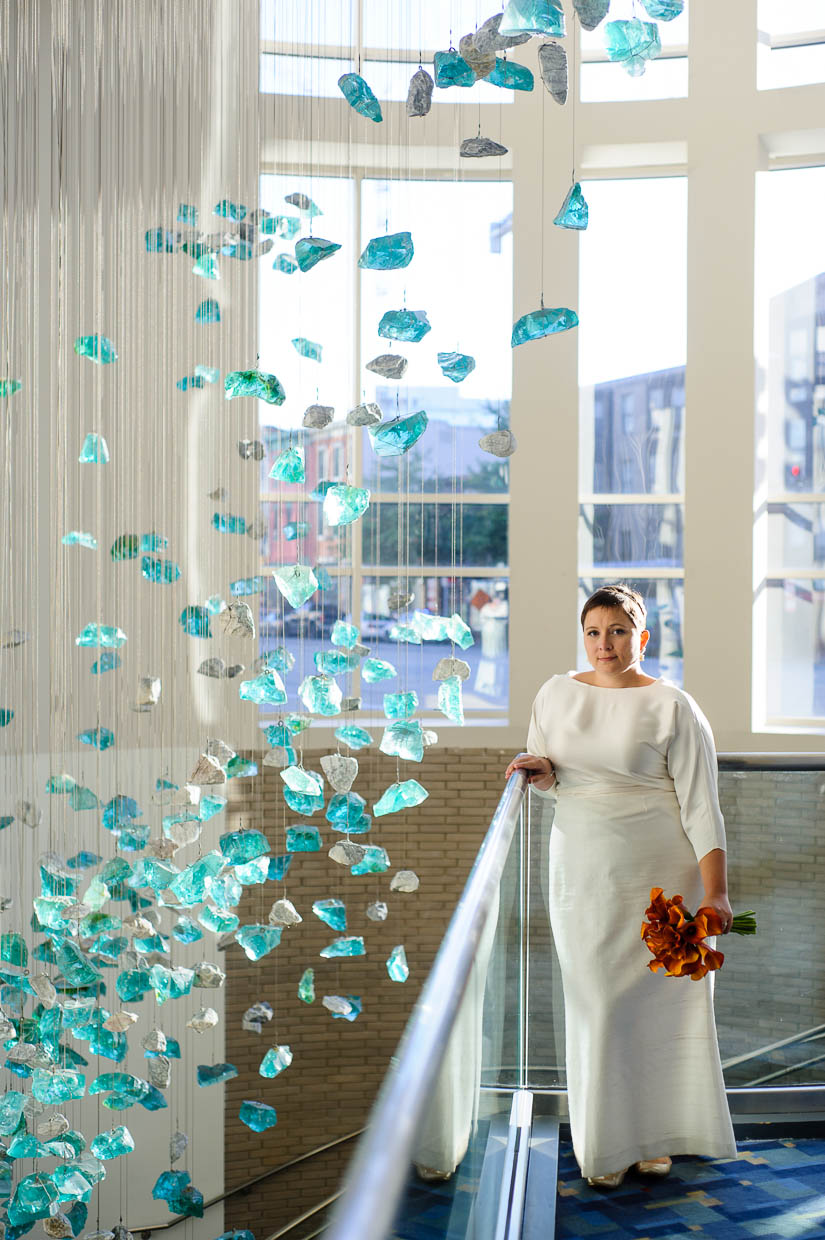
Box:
550 785 737 1178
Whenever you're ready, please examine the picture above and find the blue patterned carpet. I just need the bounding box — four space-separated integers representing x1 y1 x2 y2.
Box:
392 1139 825 1240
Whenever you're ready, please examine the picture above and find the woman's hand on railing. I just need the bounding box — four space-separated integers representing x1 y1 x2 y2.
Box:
505 752 556 792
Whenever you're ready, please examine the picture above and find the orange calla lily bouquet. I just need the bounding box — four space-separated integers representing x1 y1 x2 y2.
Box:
641 887 757 981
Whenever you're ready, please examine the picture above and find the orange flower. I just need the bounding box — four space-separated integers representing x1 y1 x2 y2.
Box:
641 887 726 981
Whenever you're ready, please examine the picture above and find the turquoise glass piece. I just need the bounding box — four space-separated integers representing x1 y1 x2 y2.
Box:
383 690 418 720
234 856 270 885
323 482 371 527
314 649 359 675
195 364 220 382
553 181 588 230
168 851 224 906
272 563 318 607
298 967 315 1002
74 334 117 364
286 826 321 852
47 772 76 793
329 994 362 1020
146 227 176 251
214 199 247 220
334 724 373 750
77 726 114 750
0 708 13 727
200 795 227 820
207 873 242 908
295 236 342 272
448 612 475 648
368 411 428 457
169 1186 204 1218
269 446 305 483
192 253 219 279
90 651 121 673
172 917 203 944
281 765 324 795
359 231 414 270
262 722 293 746
56 941 101 987
511 305 578 347
239 669 287 705
62 530 98 549
292 336 322 361
437 351 476 382
641 0 682 18
0 1089 25 1134
604 18 661 72
438 675 465 724
78 433 109 463
387 945 409 982
178 203 198 223
153 1171 190 1201
488 57 534 90
259 1045 293 1077
351 847 390 875
326 791 367 827
195 299 220 324
226 755 258 779
213 512 247 534
90 1127 134 1160
313 899 346 931
273 253 298 273
433 49 476 88
413 610 450 640
140 531 167 551
224 368 286 405
269 854 293 879
102 794 141 831
149 964 194 1004
0 812 13 828
230 575 264 596
235 924 282 960
219 827 269 864
8 1134 52 1160
320 935 365 958
0 932 27 966
179 605 212 637
262 213 302 236
0 378 22 396
284 520 310 540
111 533 139 560
378 309 431 342
331 619 359 648
283 786 325 815
31 1068 86 1104
9 1172 59 1220
116 969 151 1001
67 848 102 867
197 1062 238 1086
380 719 424 762
338 71 383 120
388 623 421 643
374 778 429 817
198 906 239 935
240 1100 278 1131
299 674 342 716
141 554 181 584
68 783 99 813
499 0 565 36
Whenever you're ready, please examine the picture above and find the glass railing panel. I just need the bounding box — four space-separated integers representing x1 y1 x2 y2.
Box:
524 789 566 1091
716 766 825 1087
480 798 525 1091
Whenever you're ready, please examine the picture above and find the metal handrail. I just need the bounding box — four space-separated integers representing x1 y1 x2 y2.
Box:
131 1130 364 1234
324 769 528 1240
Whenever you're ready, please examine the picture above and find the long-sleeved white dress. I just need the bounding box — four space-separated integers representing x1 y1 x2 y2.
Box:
527 672 737 1178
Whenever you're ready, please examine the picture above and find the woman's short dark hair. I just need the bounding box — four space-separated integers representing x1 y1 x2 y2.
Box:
580 583 647 631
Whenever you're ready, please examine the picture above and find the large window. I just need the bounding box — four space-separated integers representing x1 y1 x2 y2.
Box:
757 0 825 91
257 170 512 722
754 167 825 726
579 0 689 103
578 177 687 683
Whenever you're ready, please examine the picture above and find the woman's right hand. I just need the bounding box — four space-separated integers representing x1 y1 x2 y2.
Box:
505 752 556 791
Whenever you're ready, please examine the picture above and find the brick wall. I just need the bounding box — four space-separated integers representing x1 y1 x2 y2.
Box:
223 747 513 1232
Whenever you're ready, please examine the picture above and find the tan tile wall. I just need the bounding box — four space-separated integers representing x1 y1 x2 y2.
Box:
223 747 513 1231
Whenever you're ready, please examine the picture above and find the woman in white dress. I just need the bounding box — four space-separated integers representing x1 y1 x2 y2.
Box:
505 583 737 1187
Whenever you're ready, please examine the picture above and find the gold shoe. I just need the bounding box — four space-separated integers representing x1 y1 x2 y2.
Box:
635 1157 672 1177
586 1167 628 1188
414 1164 453 1183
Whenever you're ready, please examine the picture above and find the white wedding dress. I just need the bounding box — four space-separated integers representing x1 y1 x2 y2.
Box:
527 672 737 1178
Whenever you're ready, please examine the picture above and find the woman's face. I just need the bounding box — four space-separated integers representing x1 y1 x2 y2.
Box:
582 605 649 675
